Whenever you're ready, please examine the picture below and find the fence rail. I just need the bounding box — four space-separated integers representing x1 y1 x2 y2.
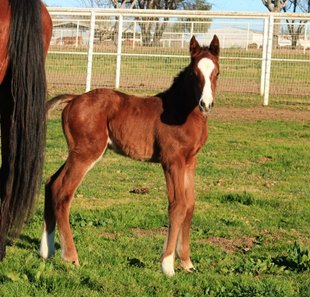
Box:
46 8 310 106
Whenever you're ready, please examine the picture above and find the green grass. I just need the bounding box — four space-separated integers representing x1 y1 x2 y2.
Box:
0 96 309 296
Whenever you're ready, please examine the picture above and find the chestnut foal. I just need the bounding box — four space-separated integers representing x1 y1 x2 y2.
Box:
40 35 220 276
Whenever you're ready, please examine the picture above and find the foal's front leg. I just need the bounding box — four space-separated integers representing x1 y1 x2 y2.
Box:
176 158 197 272
161 162 187 276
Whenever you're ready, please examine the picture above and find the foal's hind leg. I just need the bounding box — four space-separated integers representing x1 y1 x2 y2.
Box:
40 166 64 259
40 132 108 265
45 149 106 264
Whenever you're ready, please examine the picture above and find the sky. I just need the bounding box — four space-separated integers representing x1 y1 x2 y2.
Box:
45 0 268 13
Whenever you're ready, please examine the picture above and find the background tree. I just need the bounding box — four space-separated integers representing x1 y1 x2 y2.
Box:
261 0 289 47
134 0 180 46
262 0 309 48
282 0 309 48
262 0 289 12
79 0 111 7
175 0 212 34
79 0 212 46
294 0 310 11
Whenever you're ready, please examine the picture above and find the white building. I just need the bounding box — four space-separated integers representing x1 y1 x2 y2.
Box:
203 26 263 49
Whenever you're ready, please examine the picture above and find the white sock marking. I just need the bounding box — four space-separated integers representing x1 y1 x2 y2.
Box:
40 228 55 259
161 252 175 277
161 230 175 276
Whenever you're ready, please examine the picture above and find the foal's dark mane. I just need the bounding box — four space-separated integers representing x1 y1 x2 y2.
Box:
157 54 206 125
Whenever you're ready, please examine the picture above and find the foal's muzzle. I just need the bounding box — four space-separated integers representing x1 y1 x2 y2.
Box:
199 99 214 114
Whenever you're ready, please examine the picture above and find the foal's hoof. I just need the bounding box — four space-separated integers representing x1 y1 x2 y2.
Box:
39 243 55 259
180 260 196 273
66 258 80 266
187 267 197 273
162 265 175 277
62 254 79 266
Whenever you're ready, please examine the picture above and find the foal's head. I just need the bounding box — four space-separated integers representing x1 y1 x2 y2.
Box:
189 35 220 115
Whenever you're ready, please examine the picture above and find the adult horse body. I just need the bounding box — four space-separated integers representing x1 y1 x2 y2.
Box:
41 35 220 276
0 0 52 260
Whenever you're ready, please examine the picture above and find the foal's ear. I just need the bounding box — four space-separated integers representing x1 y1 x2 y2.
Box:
190 36 201 57
209 35 220 57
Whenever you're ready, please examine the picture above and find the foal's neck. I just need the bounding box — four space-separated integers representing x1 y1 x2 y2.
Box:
157 65 201 125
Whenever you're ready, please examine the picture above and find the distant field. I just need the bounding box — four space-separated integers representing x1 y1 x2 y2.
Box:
46 46 310 106
0 95 309 296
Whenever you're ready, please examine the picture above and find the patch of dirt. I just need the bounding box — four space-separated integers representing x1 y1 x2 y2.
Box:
202 236 258 254
101 231 118 240
201 230 283 254
101 228 167 240
209 106 310 122
129 187 150 195
131 227 167 238
257 156 273 164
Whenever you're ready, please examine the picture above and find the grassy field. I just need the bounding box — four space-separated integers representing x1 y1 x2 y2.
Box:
0 94 309 296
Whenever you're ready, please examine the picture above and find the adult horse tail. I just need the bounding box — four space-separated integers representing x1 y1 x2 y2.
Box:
0 0 49 259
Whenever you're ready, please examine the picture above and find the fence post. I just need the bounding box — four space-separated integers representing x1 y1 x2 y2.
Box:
246 23 250 50
260 17 269 96
86 10 96 92
75 20 80 48
304 22 307 54
115 14 123 89
133 20 136 49
263 14 274 106
190 22 194 37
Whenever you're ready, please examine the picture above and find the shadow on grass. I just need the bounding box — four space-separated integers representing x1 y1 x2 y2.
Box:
15 235 60 252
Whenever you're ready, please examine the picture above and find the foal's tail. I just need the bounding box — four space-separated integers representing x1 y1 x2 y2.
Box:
46 94 77 114
0 0 48 259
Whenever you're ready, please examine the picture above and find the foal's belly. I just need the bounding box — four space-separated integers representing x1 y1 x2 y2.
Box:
107 127 158 162
106 96 162 162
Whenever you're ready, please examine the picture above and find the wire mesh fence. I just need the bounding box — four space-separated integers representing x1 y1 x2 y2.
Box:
47 8 310 107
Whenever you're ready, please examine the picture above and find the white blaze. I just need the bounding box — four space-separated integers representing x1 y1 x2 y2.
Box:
197 58 215 109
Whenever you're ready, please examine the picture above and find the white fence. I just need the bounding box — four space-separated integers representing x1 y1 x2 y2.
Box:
47 8 310 105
